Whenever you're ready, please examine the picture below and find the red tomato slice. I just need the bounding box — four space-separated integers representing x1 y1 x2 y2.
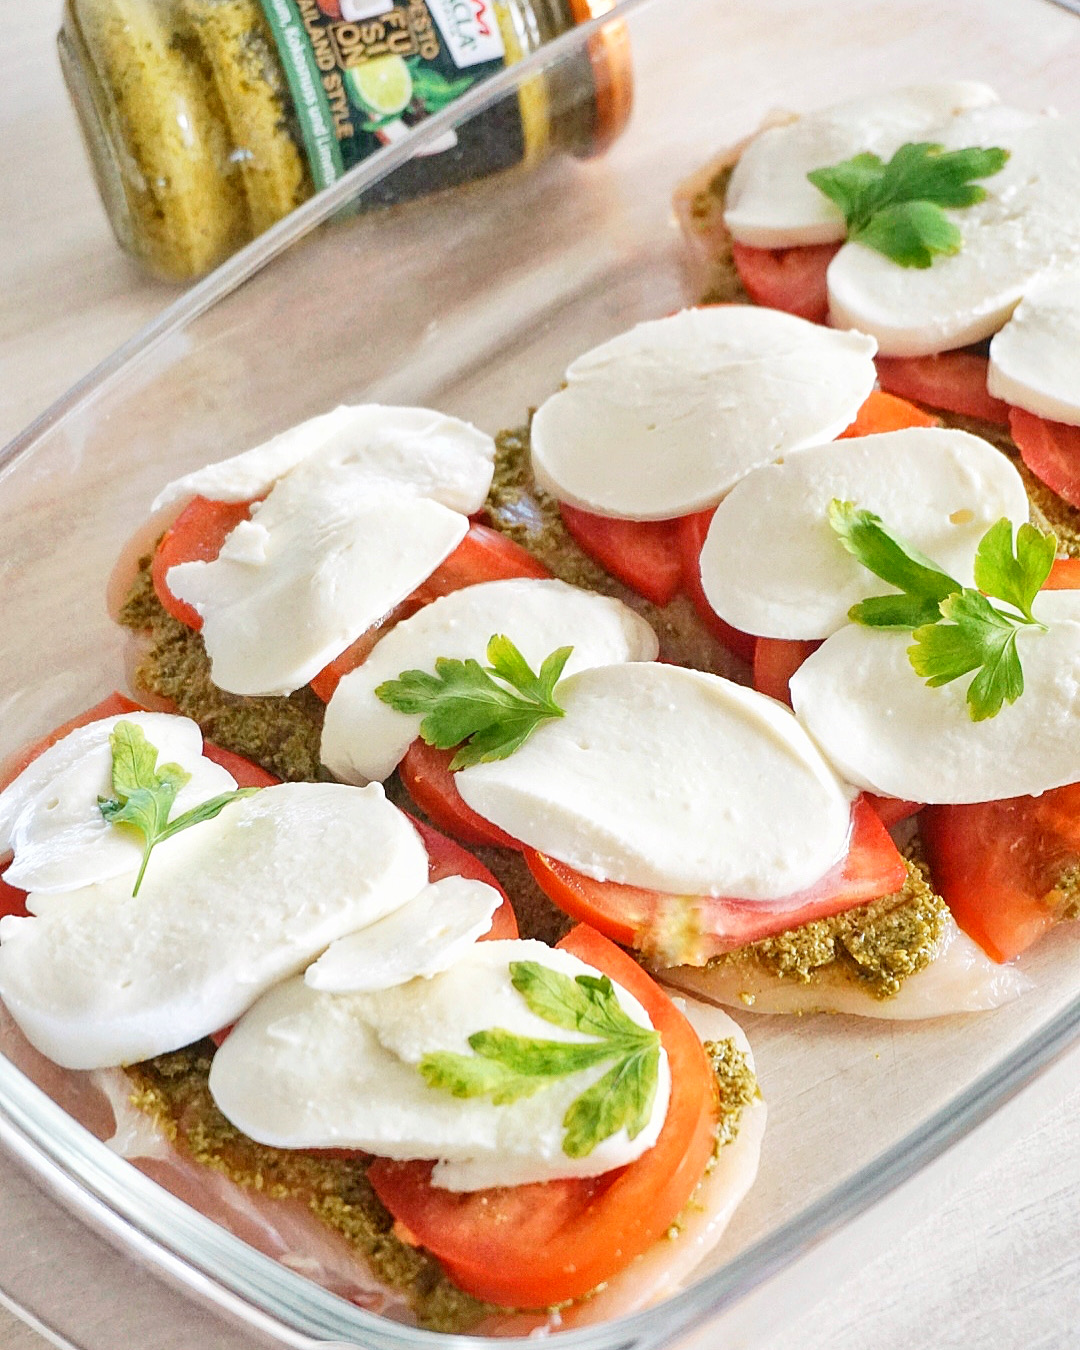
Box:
676 508 757 662
864 794 924 829
522 796 906 961
752 637 821 707
559 503 683 607
875 352 1010 424
920 786 1080 963
152 497 254 631
0 866 26 921
367 923 717 1308
730 240 840 323
399 741 519 849
1044 556 1080 589
309 525 550 702
838 389 940 438
1009 408 1080 510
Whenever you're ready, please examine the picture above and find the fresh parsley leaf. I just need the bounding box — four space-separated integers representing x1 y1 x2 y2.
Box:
375 635 571 770
418 960 662 1158
807 141 1009 268
973 517 1055 623
853 200 961 270
828 499 961 627
910 590 1024 720
98 721 258 895
830 504 1055 722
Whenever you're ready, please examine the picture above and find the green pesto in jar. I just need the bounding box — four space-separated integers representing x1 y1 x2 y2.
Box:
58 0 632 280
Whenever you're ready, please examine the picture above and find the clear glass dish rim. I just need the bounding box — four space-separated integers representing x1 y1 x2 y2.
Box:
3 3 1080 1343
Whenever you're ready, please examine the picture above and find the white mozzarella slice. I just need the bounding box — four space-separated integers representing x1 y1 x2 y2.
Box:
0 713 236 895
320 578 659 785
790 589 1080 803
152 405 496 517
304 876 502 993
529 308 877 520
827 112 1080 356
659 918 1031 1020
988 271 1080 426
209 940 670 1190
166 463 468 697
0 783 430 1069
456 663 853 900
699 427 1030 640
724 82 999 248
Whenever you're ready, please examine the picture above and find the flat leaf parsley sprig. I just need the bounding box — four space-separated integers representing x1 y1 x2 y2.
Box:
98 721 258 895
829 501 1056 721
420 960 662 1159
807 141 1009 268
375 634 571 769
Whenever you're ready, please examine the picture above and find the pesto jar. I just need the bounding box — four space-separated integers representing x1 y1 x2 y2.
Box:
58 0 632 281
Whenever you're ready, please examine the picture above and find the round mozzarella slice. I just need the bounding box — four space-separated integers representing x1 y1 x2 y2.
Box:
209 940 670 1191
455 663 853 900
529 308 877 521
988 272 1080 426
166 463 468 697
320 578 659 785
152 405 496 517
699 427 1030 640
790 590 1080 803
827 111 1080 356
724 82 999 248
0 782 430 1069
304 876 502 993
0 713 236 895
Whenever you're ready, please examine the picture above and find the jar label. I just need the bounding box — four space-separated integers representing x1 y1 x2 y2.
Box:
256 0 521 193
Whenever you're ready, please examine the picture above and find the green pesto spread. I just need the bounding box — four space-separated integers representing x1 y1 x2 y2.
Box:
665 1036 758 1240
703 1036 758 1156
707 858 948 1000
119 557 326 782
126 1042 492 1333
125 1031 757 1320
685 164 751 307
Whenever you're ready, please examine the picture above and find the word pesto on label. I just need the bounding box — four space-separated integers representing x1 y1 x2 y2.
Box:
255 0 514 193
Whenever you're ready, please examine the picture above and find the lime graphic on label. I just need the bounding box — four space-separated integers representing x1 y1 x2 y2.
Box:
348 56 413 117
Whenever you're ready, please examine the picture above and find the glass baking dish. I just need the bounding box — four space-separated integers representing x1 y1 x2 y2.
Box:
3 0 1080 1346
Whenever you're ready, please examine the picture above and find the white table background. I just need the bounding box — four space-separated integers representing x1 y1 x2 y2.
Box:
1 2 1079 1346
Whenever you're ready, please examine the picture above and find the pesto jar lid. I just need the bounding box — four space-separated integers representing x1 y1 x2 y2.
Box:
58 0 633 281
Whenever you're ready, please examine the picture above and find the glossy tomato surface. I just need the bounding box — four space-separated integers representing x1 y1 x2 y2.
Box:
367 923 716 1307
523 796 906 961
921 786 1080 963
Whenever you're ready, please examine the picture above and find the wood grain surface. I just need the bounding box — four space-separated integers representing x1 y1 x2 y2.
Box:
1 2 1079 1348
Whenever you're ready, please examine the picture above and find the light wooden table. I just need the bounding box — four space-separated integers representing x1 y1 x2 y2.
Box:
2 2 1080 1348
